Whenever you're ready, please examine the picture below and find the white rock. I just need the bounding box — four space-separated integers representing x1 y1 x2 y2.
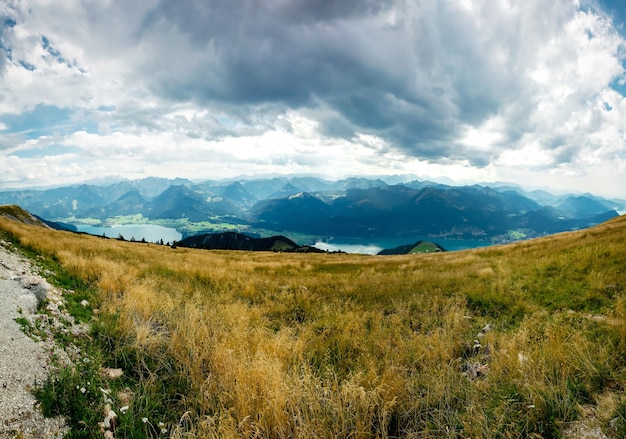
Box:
17 293 38 314
46 302 59 316
99 368 124 379
18 275 52 304
518 352 529 365
105 411 117 428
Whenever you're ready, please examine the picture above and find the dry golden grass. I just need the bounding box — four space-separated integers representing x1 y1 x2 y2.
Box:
2 213 626 438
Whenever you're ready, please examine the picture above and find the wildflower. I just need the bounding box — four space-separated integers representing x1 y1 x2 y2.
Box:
158 422 167 434
142 417 148 424
80 387 86 394
120 406 129 414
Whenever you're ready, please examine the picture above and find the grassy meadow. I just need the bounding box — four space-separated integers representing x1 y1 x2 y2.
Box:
1 211 626 438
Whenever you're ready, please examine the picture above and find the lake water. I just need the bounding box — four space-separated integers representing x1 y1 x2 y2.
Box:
75 224 182 244
73 224 491 254
314 236 493 255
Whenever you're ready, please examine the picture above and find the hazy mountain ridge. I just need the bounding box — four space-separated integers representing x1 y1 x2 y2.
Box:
0 176 622 243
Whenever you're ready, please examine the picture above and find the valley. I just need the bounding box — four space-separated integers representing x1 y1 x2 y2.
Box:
1 176 622 253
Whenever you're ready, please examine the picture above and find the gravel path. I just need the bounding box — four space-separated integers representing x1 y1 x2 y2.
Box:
0 241 67 438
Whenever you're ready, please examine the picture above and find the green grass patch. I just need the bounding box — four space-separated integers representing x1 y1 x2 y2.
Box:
14 316 48 341
506 229 527 240
34 357 105 438
410 241 440 253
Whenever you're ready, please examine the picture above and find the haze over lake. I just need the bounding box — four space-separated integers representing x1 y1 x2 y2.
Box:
315 236 493 255
76 224 181 244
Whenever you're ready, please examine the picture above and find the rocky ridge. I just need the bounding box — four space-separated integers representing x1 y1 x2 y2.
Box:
0 238 68 438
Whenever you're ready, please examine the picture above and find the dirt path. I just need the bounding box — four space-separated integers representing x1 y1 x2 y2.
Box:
0 240 67 438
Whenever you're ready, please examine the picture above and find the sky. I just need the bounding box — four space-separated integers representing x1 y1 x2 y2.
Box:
1 0 626 198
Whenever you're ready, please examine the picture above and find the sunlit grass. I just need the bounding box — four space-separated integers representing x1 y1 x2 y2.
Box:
1 211 626 437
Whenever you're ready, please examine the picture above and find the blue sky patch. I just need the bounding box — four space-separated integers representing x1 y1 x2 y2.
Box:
598 0 626 35
1 105 98 138
13 144 83 159
19 60 36 71
2 105 71 138
1 43 13 61
41 35 67 65
610 65 626 97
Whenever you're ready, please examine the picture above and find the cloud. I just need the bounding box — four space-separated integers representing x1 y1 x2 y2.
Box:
0 0 625 196
132 0 626 166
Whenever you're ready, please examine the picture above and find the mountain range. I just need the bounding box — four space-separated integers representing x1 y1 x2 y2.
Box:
0 176 623 244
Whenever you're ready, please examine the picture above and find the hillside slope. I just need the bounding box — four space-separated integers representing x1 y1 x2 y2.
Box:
0 212 625 438
178 231 300 252
0 204 51 227
377 240 447 255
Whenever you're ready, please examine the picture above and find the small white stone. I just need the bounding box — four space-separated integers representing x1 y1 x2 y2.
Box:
103 410 118 429
518 352 529 365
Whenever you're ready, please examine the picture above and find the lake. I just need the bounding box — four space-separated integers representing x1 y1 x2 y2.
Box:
75 224 182 244
314 236 493 255
73 224 491 254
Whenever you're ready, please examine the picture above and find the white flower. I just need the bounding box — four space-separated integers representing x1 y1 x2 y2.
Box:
142 417 148 424
120 405 129 414
80 387 86 394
